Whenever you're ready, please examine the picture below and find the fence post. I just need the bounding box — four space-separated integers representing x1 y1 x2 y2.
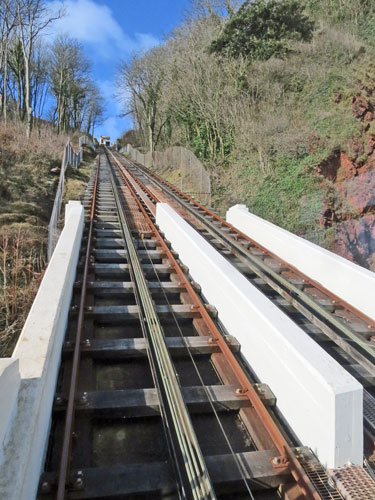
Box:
201 164 203 197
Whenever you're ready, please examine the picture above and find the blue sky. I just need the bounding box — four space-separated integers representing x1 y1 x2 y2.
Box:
48 0 190 140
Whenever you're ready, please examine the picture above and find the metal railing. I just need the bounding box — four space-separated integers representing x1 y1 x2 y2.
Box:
121 144 211 205
48 136 94 260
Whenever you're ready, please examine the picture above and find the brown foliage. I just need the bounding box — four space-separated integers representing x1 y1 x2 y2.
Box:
0 224 46 356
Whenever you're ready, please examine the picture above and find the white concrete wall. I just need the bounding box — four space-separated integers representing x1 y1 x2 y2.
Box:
0 201 84 500
0 359 20 465
156 203 363 469
227 204 375 321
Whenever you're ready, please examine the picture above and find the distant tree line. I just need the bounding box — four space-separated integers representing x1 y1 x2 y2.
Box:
0 0 104 138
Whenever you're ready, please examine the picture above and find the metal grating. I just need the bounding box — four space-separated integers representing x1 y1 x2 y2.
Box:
329 465 375 500
364 390 375 431
299 456 343 500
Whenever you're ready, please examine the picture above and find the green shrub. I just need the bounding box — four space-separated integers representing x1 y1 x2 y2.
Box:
209 0 314 60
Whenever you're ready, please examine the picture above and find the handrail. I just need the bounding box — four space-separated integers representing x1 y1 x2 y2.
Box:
47 136 95 260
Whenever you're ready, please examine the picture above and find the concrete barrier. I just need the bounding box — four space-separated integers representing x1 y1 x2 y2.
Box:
227 204 375 321
156 203 363 468
0 359 20 465
0 201 84 500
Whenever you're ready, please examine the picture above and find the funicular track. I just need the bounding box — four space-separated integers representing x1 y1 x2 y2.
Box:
108 148 375 459
36 149 338 500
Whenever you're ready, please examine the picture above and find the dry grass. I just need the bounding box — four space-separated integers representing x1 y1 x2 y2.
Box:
0 120 68 160
0 120 93 356
0 224 46 356
63 146 96 204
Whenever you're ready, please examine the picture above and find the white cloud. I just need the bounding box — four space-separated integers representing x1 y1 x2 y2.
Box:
48 0 159 58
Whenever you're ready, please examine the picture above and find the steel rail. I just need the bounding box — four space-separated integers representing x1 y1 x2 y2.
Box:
107 149 322 500
112 151 375 377
105 152 217 500
56 157 99 500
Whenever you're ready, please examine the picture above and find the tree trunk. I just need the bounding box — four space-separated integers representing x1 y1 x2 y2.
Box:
25 57 32 137
3 43 8 121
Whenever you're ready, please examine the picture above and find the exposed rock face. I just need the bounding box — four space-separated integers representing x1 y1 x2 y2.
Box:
320 167 375 270
336 170 375 217
317 85 375 270
334 216 375 270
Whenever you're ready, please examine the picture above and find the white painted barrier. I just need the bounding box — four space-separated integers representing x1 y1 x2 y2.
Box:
0 201 84 500
0 359 20 465
156 203 363 468
227 204 375 321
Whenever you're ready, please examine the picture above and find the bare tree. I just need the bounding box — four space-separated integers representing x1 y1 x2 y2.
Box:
117 47 168 152
50 34 103 134
188 0 242 18
50 35 86 132
83 85 105 137
0 0 16 121
16 0 62 137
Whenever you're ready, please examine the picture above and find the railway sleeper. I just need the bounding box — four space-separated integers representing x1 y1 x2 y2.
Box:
62 335 241 358
72 304 203 320
52 384 276 416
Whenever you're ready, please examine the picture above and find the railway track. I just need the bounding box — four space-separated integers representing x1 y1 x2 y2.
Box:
107 148 375 455
36 149 343 499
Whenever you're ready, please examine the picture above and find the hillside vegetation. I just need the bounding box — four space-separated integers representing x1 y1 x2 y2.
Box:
117 0 375 269
0 122 94 355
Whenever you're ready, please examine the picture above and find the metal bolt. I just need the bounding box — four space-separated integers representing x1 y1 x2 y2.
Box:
272 457 281 465
84 339 91 347
41 481 50 492
74 477 84 489
86 306 93 312
80 392 88 404
190 280 201 292
55 396 63 405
